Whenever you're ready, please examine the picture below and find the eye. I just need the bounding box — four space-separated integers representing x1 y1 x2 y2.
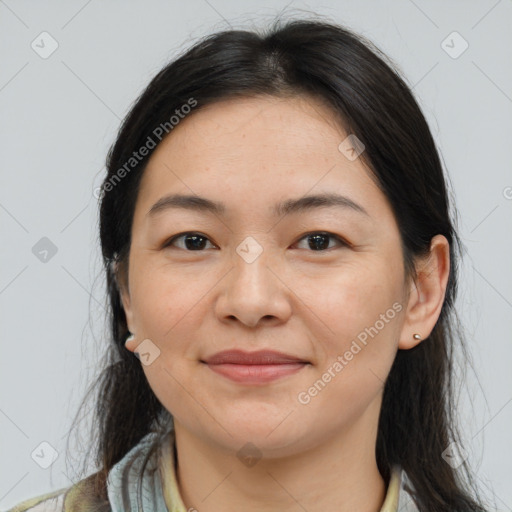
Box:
163 232 216 251
163 231 349 252
293 232 349 252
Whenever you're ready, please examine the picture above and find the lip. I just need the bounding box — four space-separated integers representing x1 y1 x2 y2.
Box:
203 349 308 365
202 349 309 385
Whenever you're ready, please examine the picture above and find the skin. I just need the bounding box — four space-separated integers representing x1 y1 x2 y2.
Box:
120 95 450 512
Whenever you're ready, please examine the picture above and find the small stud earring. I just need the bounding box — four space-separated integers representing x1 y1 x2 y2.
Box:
413 333 422 341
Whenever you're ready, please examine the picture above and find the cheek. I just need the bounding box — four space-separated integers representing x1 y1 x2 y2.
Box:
296 281 402 428
129 260 203 337
297 263 403 405
304 262 403 347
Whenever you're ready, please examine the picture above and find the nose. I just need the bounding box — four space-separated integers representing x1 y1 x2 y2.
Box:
214 245 292 328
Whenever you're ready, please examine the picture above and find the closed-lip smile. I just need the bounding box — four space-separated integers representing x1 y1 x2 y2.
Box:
203 349 308 365
202 349 309 385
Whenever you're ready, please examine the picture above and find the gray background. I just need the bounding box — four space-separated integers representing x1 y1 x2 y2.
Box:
1 0 511 510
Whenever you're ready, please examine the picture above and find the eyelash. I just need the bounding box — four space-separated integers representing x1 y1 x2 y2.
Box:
163 231 350 252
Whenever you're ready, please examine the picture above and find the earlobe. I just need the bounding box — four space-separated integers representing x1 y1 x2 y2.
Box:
398 235 450 350
124 331 137 352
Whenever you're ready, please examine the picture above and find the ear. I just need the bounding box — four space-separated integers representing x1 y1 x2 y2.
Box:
114 259 137 350
398 234 450 350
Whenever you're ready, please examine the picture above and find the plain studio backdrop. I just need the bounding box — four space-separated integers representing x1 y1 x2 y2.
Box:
1 0 511 510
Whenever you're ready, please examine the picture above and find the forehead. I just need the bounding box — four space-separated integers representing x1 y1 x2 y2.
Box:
135 95 390 222
151 95 346 162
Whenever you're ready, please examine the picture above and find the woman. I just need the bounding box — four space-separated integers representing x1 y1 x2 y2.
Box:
8 17 487 512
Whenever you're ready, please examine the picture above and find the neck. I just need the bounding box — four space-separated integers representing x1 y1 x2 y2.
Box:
172 401 387 512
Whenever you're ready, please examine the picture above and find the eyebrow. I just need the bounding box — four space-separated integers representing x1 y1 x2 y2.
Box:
147 192 370 218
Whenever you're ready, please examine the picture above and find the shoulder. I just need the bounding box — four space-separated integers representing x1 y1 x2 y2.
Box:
5 472 111 512
5 487 66 512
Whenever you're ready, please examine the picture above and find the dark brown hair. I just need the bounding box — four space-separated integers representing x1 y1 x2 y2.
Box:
68 17 486 511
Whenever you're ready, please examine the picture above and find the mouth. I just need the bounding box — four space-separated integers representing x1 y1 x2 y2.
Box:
201 349 310 385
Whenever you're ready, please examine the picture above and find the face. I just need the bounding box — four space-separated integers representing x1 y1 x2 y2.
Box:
121 95 412 457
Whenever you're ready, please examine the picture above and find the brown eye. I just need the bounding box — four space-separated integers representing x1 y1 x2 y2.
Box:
164 232 216 251
294 232 348 251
